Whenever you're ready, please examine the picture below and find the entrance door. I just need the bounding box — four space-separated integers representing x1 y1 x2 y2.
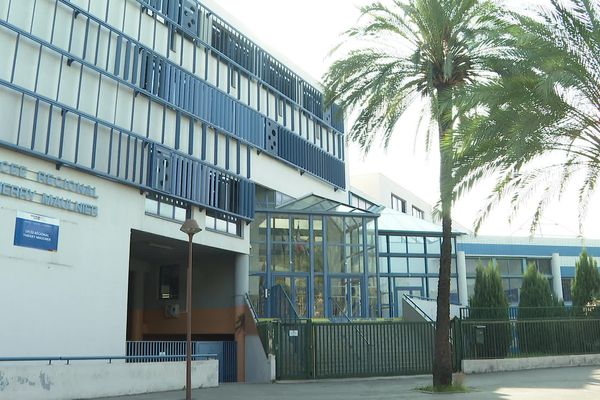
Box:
329 277 363 318
273 276 308 318
394 287 423 317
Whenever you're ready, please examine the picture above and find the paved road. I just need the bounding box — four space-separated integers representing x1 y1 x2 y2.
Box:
98 366 600 400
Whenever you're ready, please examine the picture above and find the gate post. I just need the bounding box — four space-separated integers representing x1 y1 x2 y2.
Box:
307 319 315 379
452 317 463 372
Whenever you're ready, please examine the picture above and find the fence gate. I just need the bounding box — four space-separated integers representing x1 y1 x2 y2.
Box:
269 320 447 380
274 322 313 380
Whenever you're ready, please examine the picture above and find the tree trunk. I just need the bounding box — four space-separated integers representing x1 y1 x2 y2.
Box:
432 87 454 387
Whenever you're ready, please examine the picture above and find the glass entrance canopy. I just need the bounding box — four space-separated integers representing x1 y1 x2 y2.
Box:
249 195 380 319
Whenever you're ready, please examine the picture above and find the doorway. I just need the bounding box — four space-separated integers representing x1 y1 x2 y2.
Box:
328 277 363 318
272 275 308 318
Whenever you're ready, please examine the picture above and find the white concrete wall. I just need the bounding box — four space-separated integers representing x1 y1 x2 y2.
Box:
350 173 434 221
0 360 218 400
463 354 600 374
402 296 461 321
0 147 248 358
244 335 275 383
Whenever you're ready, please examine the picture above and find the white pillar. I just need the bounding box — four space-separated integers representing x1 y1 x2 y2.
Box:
551 252 563 301
234 253 250 382
234 254 250 306
457 251 468 306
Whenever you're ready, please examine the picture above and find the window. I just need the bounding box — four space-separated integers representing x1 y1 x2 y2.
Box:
255 185 295 208
350 192 375 210
465 257 493 276
527 258 552 275
206 210 242 236
496 258 523 275
391 194 406 213
562 278 573 303
502 278 523 304
389 235 407 253
230 68 237 88
145 195 187 222
159 265 179 300
412 206 424 219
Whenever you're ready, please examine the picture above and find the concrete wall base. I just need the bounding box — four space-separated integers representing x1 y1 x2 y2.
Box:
0 360 218 400
245 335 276 383
463 354 600 374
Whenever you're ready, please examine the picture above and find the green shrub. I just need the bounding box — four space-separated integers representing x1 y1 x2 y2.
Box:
517 264 557 354
572 250 600 309
466 262 511 358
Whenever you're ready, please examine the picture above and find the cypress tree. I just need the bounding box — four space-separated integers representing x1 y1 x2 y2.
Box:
518 264 556 354
572 250 600 309
468 262 511 357
519 264 554 315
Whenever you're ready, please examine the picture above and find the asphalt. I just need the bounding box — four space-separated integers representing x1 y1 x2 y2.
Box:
97 366 600 400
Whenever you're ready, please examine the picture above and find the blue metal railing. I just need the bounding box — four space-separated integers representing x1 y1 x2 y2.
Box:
0 78 255 220
126 341 237 382
135 0 345 134
0 354 217 365
48 0 346 188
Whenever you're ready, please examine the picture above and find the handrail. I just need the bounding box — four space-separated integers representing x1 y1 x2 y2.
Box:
329 296 370 346
0 354 218 365
409 294 462 306
402 294 434 323
245 292 260 323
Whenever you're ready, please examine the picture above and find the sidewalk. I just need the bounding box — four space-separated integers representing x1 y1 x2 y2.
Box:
97 366 600 400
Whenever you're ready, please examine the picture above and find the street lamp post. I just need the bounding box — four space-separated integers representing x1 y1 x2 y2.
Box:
180 218 201 400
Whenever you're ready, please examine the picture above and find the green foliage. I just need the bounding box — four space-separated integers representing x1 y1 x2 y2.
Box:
517 265 558 354
572 250 600 308
454 0 600 233
322 0 512 386
469 262 508 315
466 263 511 358
519 264 554 313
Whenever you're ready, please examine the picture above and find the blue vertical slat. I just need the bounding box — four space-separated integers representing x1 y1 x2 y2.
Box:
114 35 122 76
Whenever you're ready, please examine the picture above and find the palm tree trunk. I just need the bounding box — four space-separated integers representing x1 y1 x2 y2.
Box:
433 87 454 387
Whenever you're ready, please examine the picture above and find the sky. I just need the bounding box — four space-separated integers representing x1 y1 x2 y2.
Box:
203 0 600 239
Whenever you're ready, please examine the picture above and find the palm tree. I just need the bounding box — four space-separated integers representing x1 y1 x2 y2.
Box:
455 0 600 233
323 0 509 386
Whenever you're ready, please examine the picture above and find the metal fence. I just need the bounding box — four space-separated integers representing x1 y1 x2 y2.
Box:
126 340 237 382
258 320 446 380
459 306 599 320
458 318 600 360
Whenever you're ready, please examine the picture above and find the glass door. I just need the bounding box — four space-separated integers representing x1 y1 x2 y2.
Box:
273 275 308 318
329 277 363 318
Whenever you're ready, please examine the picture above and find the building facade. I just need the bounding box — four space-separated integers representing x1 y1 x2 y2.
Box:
0 0 348 382
3 1 600 394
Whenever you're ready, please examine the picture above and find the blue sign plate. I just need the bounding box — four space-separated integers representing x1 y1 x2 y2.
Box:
14 211 59 251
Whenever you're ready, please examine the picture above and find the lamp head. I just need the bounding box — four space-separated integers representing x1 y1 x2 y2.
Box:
180 218 201 236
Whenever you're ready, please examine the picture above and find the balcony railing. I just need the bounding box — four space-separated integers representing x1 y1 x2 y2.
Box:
0 79 255 220
7 1 346 188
